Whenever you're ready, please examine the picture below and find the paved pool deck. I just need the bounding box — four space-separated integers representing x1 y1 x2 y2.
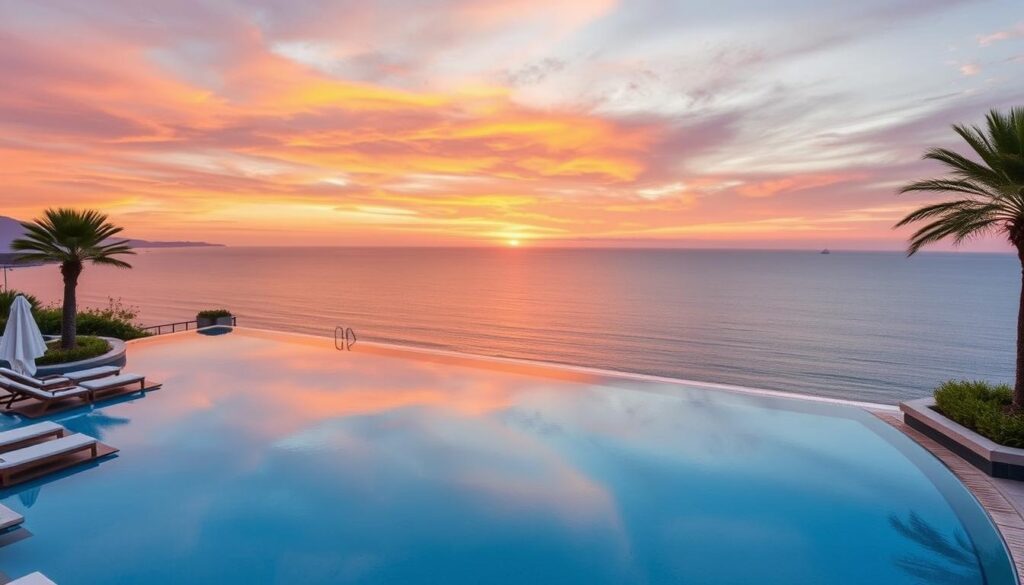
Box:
880 412 1024 580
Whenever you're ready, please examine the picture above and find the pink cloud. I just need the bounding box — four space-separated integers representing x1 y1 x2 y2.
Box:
736 174 860 199
959 62 981 76
978 22 1024 46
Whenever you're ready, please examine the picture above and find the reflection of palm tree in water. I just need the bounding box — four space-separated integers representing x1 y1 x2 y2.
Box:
890 512 982 584
18 486 39 508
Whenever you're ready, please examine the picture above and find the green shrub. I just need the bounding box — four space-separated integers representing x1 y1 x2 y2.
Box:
934 380 1024 448
34 297 151 341
0 289 42 332
0 289 40 320
197 309 232 319
36 335 111 365
32 306 60 335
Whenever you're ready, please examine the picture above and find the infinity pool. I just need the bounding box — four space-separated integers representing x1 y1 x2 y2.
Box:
0 328 1015 584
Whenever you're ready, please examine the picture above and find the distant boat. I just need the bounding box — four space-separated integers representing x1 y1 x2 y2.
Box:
820 248 831 255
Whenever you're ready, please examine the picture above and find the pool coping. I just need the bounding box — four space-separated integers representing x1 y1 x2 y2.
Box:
879 412 1024 581
147 326 900 413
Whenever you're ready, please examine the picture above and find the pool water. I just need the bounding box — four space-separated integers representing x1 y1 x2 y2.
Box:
0 328 1016 584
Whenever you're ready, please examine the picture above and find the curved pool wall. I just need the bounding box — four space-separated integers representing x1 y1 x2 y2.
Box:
0 327 1016 584
0 337 126 375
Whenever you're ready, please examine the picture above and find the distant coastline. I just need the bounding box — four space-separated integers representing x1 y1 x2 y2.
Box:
122 239 225 249
0 215 224 258
0 242 224 266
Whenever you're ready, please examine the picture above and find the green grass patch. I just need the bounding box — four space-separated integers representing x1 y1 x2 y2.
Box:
933 380 1024 448
36 335 111 366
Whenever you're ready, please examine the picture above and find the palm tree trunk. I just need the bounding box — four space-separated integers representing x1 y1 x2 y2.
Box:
60 261 81 350
1016 248 1024 410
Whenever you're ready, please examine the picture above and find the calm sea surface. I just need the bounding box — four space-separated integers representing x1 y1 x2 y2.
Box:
4 247 1017 404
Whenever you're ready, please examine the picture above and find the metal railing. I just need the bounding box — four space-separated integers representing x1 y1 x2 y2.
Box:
142 316 237 336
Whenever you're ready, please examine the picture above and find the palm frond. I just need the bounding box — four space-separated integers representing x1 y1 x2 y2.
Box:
986 109 1023 157
89 256 133 269
999 153 1024 182
898 179 994 199
10 252 56 265
923 147 1007 190
10 208 136 267
895 200 975 227
1014 106 1024 154
952 124 1002 172
897 107 1024 254
904 203 1003 255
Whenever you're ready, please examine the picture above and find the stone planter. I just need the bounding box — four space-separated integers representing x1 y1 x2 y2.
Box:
197 314 233 328
901 397 1024 480
33 337 127 377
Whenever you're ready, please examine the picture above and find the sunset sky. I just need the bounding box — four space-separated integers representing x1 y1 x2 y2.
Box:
2 0 1023 249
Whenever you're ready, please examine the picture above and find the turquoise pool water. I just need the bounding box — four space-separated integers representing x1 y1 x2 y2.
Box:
0 328 1015 584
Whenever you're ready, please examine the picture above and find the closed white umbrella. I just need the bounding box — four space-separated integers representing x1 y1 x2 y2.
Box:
0 295 47 375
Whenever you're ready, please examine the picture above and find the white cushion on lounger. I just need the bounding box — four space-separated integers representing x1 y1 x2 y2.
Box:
0 421 64 450
0 434 96 469
64 365 121 382
0 502 24 530
8 572 57 585
0 368 69 389
79 373 144 391
47 386 91 399
0 377 90 400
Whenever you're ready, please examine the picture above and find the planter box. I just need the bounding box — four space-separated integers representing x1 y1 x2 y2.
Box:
33 337 127 377
901 398 1024 480
196 315 232 328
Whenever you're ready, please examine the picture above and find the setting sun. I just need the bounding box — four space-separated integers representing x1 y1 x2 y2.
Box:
507 239 521 247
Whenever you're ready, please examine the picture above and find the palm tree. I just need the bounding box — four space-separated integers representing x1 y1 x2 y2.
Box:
896 107 1024 407
11 209 134 350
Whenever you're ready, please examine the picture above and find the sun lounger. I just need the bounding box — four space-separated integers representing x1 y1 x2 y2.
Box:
0 368 70 390
64 365 121 383
0 421 65 453
0 377 91 411
78 373 147 399
0 433 98 487
0 502 23 531
8 573 57 585
0 365 122 390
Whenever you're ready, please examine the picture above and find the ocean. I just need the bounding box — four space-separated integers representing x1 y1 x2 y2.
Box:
3 247 1017 404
